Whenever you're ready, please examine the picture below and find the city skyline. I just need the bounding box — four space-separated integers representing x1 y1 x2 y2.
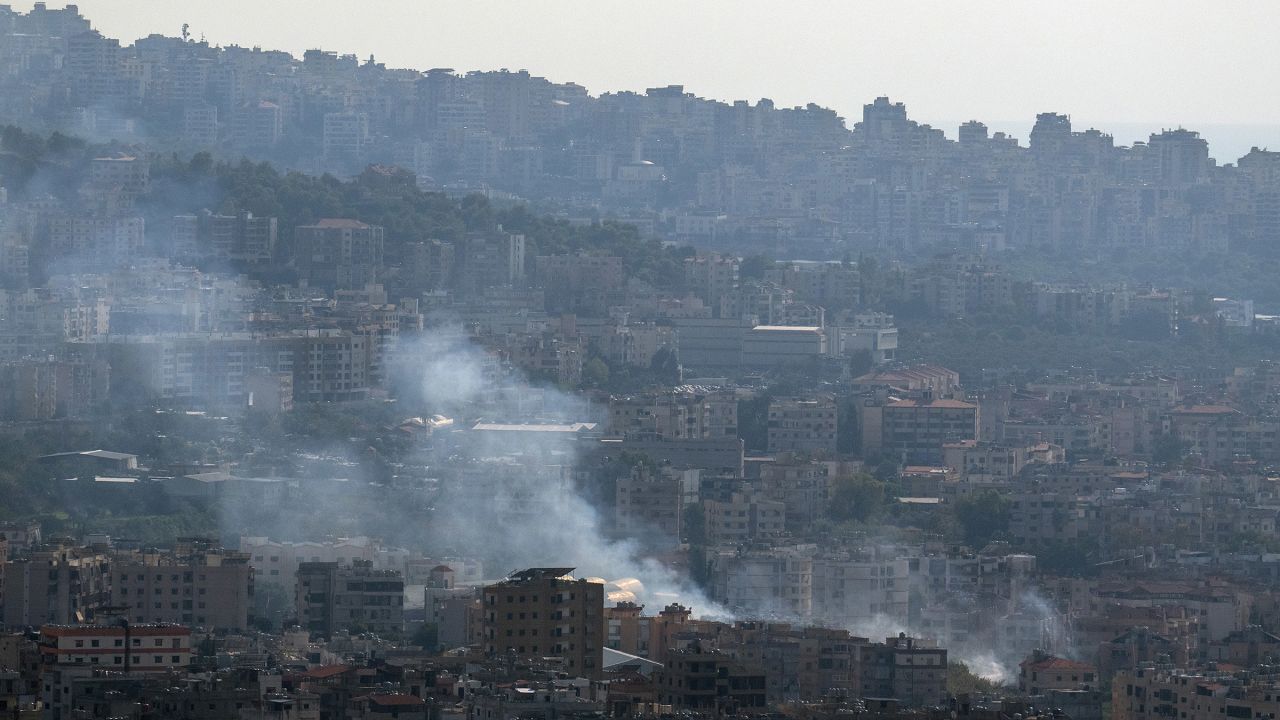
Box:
39 0 1280 162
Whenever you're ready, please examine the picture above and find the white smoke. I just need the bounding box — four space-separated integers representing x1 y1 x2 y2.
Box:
391 325 729 617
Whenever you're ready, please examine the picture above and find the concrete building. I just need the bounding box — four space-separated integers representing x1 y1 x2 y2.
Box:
39 623 192 720
608 388 738 441
1111 667 1280 720
2 544 111 627
710 547 811 617
614 466 686 549
295 560 404 639
877 396 979 465
854 635 948 707
481 568 605 678
170 210 277 262
766 396 838 456
295 219 385 292
828 312 899 364
108 543 254 631
1019 651 1097 694
656 645 767 713
742 326 826 368
322 111 370 162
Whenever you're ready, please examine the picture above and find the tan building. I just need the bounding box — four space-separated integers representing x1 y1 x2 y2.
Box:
109 543 254 631
876 396 979 464
656 644 767 713
1113 667 1280 720
608 389 738 441
942 440 1028 488
482 568 605 678
39 623 191 720
1019 651 1097 694
767 396 838 456
703 491 786 545
2 544 111 627
604 602 698 662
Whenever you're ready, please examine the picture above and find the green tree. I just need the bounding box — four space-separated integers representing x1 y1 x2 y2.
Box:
1153 433 1186 465
829 473 885 523
411 623 439 649
952 490 1010 549
582 358 610 387
739 254 773 280
947 661 1003 695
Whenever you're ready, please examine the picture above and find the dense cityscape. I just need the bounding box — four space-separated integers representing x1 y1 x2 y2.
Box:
0 3 1279 720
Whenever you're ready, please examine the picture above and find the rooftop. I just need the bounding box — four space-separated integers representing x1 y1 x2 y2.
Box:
887 398 976 409
471 422 597 433
305 218 372 230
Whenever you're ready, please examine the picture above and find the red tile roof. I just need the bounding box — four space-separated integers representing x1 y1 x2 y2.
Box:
1021 656 1095 672
301 664 351 679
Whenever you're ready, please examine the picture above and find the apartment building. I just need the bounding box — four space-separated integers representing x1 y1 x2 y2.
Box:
2 544 111 627
295 560 404 639
39 624 191 720
170 210 277 262
766 396 838 456
655 645 767 713
95 329 375 406
608 389 739 441
858 634 948 707
481 568 605 678
108 544 254 630
614 466 685 548
295 219 384 292
876 395 979 464
1112 667 1280 720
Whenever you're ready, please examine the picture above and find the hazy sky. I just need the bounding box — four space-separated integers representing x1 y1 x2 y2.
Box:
25 1 1280 158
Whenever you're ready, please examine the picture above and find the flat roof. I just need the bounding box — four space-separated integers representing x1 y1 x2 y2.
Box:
471 422 597 433
750 325 822 332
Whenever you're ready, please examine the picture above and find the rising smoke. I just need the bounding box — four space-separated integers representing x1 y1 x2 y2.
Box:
390 325 730 617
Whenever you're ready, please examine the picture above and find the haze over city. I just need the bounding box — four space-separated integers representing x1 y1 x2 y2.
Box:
0 2 1279 719
37 0 1280 160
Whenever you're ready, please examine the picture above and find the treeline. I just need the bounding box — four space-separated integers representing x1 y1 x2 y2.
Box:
0 126 693 289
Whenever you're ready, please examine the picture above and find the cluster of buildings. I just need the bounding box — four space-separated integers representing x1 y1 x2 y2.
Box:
0 6 1276 262
4 6 1280 720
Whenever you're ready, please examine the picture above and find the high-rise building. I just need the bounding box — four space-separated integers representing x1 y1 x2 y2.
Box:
482 568 605 678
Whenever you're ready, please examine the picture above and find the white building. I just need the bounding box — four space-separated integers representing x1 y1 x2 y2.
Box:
828 312 898 364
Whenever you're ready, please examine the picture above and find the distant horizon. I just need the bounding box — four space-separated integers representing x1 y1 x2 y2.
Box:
19 1 1280 163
